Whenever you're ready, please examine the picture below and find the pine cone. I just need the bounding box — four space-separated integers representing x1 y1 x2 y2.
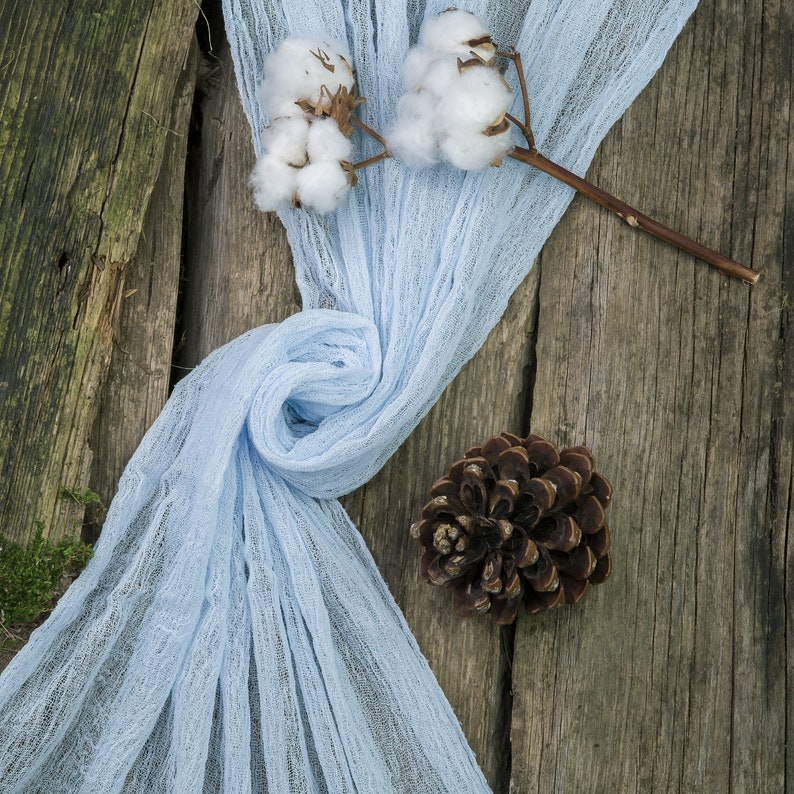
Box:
409 432 613 624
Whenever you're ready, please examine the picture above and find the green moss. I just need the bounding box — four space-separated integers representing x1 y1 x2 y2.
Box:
57 485 103 512
0 521 93 626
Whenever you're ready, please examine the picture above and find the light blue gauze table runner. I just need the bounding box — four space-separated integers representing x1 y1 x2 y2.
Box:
0 1 698 791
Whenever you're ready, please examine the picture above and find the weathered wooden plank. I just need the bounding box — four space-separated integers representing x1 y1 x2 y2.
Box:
0 0 198 543
509 0 792 791
89 38 198 526
177 37 297 369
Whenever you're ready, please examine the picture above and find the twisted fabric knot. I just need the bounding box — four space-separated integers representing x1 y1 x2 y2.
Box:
247 309 383 497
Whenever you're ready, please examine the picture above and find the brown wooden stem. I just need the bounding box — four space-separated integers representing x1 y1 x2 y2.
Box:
498 50 535 151
499 47 759 285
350 114 391 173
351 151 390 170
509 146 759 284
351 114 388 149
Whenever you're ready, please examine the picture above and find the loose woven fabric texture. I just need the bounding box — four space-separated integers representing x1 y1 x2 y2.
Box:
0 1 697 791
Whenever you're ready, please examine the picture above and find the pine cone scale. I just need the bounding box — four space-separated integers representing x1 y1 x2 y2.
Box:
515 537 539 568
560 575 590 605
577 494 607 534
584 522 611 558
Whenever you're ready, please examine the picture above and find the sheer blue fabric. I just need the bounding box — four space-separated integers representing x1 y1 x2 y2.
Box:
0 1 697 791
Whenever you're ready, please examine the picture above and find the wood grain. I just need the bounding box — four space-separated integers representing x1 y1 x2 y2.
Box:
508 1 792 790
0 0 198 543
177 38 297 369
89 38 198 526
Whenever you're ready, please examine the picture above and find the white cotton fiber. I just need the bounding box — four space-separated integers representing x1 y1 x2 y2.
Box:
402 47 436 92
250 154 299 211
258 36 354 119
436 65 513 133
262 117 310 166
439 128 512 170
386 92 440 168
296 161 351 213
257 42 309 118
420 57 462 99
417 9 492 59
307 118 353 163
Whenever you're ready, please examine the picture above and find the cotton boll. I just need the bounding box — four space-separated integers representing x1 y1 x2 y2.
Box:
417 9 494 60
306 118 353 163
262 117 310 167
297 39 355 111
439 127 513 171
250 154 299 211
257 39 315 117
296 161 352 213
257 36 354 118
391 11 513 172
436 64 514 134
386 92 440 168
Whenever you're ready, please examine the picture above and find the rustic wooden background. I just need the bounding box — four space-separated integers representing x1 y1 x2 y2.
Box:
0 0 790 791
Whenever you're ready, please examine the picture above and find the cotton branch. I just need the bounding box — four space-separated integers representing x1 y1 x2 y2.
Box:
253 20 760 285
498 50 759 285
